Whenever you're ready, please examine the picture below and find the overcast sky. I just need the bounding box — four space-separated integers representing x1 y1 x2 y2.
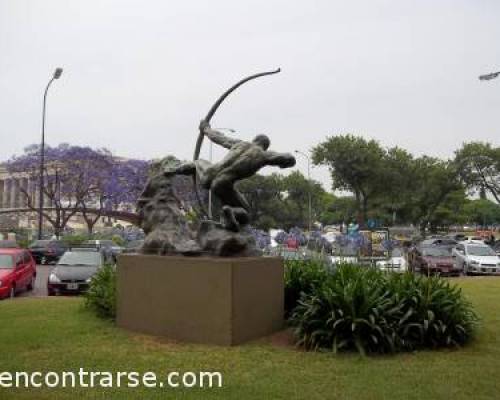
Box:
1 0 499 189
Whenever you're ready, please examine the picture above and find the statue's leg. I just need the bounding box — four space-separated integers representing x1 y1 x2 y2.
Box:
211 175 243 208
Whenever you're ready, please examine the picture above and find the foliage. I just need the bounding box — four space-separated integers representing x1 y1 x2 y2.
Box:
61 234 89 247
7 144 149 236
237 172 330 230
455 142 500 204
462 198 500 226
289 263 478 355
313 136 464 229
111 235 125 247
84 264 117 319
312 135 387 224
284 259 330 316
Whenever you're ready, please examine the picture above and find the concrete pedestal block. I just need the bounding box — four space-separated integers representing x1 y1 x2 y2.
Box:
116 255 284 345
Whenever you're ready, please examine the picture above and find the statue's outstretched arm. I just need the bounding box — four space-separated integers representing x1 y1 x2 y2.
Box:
200 120 240 149
265 151 296 168
203 127 241 149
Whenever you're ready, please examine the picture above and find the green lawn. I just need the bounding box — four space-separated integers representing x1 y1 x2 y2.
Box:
1 278 500 399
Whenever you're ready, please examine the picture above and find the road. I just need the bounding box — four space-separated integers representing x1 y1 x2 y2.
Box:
18 264 50 297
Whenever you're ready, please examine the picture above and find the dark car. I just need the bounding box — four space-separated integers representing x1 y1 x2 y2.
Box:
0 240 20 249
82 240 122 262
409 245 460 276
47 249 105 296
0 249 37 299
28 240 68 264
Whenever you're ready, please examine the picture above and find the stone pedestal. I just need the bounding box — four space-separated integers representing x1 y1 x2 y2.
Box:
116 255 284 346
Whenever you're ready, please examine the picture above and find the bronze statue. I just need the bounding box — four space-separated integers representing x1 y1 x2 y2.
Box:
165 120 295 231
138 69 296 256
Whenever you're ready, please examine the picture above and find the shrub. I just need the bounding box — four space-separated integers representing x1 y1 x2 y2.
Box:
61 234 89 247
84 264 117 319
284 259 329 316
289 264 478 355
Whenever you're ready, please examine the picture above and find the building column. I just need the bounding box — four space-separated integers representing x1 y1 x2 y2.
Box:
20 178 29 207
10 178 19 208
27 179 35 207
0 180 4 209
3 179 11 209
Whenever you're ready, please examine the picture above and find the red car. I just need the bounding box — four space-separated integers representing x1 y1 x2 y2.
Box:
0 249 37 299
409 245 460 276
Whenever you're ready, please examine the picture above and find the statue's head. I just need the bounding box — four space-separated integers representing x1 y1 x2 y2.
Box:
253 134 270 150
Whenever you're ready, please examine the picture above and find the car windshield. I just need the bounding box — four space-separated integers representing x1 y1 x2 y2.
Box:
467 246 496 257
0 255 14 269
422 247 451 257
58 252 101 266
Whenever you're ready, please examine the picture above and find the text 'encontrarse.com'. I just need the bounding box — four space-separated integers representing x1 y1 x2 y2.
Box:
0 369 223 389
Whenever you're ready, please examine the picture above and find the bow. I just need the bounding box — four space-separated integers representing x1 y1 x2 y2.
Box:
192 68 281 217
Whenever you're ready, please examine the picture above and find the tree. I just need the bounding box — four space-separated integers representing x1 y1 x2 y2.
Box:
455 142 500 203
236 171 329 230
462 199 500 227
7 144 149 237
312 135 387 225
404 157 463 233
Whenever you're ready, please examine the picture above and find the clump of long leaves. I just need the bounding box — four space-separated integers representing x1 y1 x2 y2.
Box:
284 259 329 316
84 264 116 319
289 264 478 355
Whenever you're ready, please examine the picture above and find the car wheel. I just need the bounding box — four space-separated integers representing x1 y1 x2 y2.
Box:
27 276 36 291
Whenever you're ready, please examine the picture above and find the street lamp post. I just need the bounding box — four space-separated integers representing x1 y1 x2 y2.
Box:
294 150 312 232
38 68 63 240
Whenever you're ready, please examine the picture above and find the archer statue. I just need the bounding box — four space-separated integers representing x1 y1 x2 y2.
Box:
138 68 296 256
165 119 295 231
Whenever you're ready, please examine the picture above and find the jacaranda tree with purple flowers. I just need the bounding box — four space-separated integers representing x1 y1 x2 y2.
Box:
7 144 149 237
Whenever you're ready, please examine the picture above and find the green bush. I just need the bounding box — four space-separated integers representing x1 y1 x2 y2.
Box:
289 264 478 355
61 234 89 247
84 264 117 319
284 259 329 316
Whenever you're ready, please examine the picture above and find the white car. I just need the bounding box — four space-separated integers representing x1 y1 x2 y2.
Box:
452 242 500 275
376 248 408 273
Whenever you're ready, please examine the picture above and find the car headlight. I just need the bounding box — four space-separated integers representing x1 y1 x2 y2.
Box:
86 277 92 284
48 273 61 283
469 260 479 265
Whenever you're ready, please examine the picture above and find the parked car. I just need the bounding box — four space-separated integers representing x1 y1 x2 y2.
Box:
420 238 458 247
0 248 37 299
47 248 105 296
28 240 68 264
452 242 500 275
82 240 123 261
0 240 20 248
493 241 500 256
410 245 460 276
376 248 408 273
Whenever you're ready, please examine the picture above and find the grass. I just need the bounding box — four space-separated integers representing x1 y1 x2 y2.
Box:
1 278 500 399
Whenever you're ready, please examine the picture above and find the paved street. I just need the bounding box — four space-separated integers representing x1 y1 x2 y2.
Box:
18 264 50 297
